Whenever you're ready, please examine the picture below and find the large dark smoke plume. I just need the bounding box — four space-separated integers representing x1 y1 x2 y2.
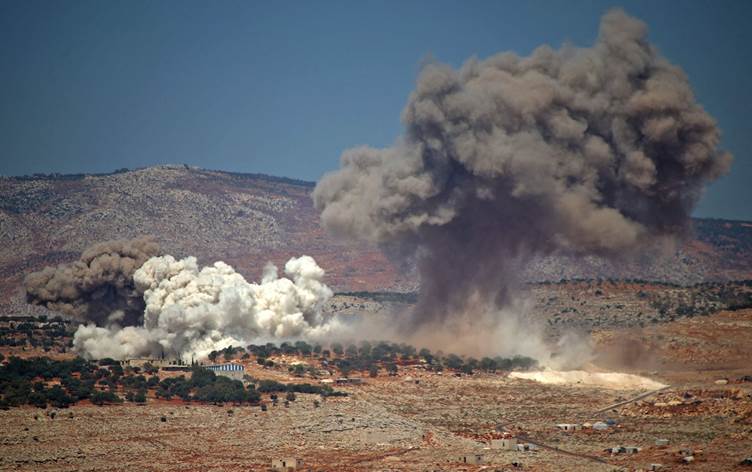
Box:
24 237 161 326
314 10 732 326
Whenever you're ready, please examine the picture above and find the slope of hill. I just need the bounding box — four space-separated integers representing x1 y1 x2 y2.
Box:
1 165 751 313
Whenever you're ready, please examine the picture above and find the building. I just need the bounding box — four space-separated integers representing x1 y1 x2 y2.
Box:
457 454 484 465
120 358 172 369
204 363 245 380
607 446 641 455
655 438 669 447
271 458 301 470
556 423 581 432
161 365 191 372
335 377 363 385
491 438 517 450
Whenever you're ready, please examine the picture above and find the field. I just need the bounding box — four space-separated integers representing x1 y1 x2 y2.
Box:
1 302 750 471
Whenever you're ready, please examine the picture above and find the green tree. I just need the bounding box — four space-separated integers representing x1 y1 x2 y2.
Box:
445 354 463 370
292 364 306 377
190 367 216 388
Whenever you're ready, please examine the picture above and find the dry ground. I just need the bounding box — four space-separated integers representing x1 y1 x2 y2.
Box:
1 310 751 471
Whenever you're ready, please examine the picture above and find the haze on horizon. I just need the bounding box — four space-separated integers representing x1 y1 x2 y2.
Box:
1 0 750 220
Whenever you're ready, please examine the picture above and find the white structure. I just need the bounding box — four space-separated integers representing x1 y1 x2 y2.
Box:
556 423 581 432
457 454 484 465
608 446 641 454
204 363 245 380
272 458 301 470
491 438 517 450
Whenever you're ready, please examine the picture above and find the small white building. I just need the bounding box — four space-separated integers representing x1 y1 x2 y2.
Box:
457 454 484 465
556 423 581 432
271 458 301 470
607 446 640 455
491 438 517 450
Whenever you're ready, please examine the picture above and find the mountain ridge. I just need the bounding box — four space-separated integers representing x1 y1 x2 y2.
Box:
2 165 751 314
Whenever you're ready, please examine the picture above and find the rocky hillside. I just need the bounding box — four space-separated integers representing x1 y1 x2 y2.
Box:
1 165 751 313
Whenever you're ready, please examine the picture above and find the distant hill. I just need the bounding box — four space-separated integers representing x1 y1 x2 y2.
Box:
1 165 751 314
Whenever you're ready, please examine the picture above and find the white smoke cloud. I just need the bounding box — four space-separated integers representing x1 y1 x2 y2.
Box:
72 255 338 359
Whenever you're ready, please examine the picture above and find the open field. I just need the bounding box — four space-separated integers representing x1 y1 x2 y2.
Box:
1 308 751 471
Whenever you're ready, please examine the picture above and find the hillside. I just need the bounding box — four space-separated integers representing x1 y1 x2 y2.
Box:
1 165 751 313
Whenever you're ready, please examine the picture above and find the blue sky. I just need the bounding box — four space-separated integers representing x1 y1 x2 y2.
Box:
1 0 750 219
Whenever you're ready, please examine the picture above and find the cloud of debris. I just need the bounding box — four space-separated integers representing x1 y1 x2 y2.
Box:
72 254 338 359
27 238 338 359
313 10 732 356
24 237 161 326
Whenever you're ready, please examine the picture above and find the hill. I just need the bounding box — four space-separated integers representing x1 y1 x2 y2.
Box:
1 165 751 313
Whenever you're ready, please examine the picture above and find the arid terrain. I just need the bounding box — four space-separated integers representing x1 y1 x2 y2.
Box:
1 303 751 471
1 167 752 471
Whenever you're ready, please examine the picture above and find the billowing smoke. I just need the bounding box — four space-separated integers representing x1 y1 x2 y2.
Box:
24 237 161 326
313 10 731 331
26 238 338 359
73 254 337 359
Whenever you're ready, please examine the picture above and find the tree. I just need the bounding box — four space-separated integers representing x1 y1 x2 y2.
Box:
134 389 147 403
445 354 463 370
285 391 296 402
90 390 121 406
345 344 358 358
359 341 372 359
292 364 306 377
331 343 343 357
338 359 352 378
223 346 237 361
294 341 312 357
369 365 379 378
480 357 497 372
46 385 74 408
386 363 398 376
190 367 216 388
208 351 219 363
28 391 47 409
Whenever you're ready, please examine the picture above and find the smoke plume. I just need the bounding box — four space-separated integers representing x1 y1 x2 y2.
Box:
24 237 161 326
72 254 337 359
313 10 731 329
26 238 337 359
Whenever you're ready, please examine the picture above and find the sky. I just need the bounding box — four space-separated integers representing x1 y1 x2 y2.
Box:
0 0 750 220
